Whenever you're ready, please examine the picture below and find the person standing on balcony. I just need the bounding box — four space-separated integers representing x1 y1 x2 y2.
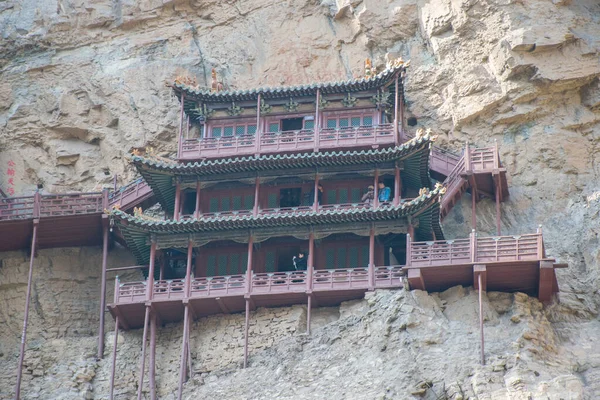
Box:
362 185 375 206
378 182 391 203
306 185 324 206
293 251 308 271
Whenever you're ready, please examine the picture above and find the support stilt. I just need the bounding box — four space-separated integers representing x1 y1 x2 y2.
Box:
15 220 38 400
368 228 375 290
478 273 485 365
495 177 501 236
149 312 157 400
244 298 250 368
98 223 109 359
471 183 477 230
306 294 312 335
136 306 151 400
177 305 190 400
109 316 119 400
187 319 193 380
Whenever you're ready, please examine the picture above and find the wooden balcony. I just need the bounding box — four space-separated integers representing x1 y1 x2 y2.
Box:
178 124 396 160
109 266 404 329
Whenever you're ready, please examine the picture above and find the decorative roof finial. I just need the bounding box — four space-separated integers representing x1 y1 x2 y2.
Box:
364 58 374 79
211 69 224 93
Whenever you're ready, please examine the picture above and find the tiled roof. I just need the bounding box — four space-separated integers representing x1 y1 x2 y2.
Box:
172 65 406 103
110 187 443 263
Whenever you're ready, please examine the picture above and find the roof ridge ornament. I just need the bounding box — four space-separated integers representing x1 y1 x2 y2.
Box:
211 68 224 93
364 58 374 79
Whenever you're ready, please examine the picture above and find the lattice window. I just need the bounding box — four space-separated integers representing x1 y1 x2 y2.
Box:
304 120 314 130
326 189 336 205
244 195 254 210
348 247 359 268
209 197 219 213
337 248 347 268
266 251 276 272
363 116 373 126
212 127 222 138
269 123 279 132
232 195 242 210
247 125 257 135
339 118 349 128
327 119 337 128
267 193 278 208
220 197 230 211
207 255 217 276
235 126 245 136
218 254 228 276
230 253 240 274
351 188 361 203
339 188 348 203
223 126 234 137
326 248 335 268
351 117 361 127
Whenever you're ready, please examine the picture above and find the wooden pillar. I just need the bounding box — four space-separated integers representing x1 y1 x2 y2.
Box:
538 260 555 304
159 254 165 281
313 174 320 211
394 165 401 206
146 241 157 300
136 306 151 400
315 89 321 152
374 169 380 208
98 220 109 359
307 232 315 335
471 182 477 230
253 177 260 217
407 268 425 290
109 316 119 400
15 219 39 400
495 177 501 236
174 181 181 221
399 72 405 142
368 228 375 290
194 181 201 218
255 94 261 155
394 73 400 146
149 312 157 400
185 240 193 297
244 298 250 368
177 305 190 399
478 273 485 365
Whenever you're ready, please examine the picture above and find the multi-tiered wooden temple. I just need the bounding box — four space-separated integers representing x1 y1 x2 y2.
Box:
2 63 566 400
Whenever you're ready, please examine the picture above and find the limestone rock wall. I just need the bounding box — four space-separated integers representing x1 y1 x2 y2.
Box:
1 0 600 398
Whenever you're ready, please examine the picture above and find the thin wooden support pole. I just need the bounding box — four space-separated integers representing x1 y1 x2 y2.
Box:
255 94 261 155
315 89 321 151
394 165 401 206
149 312 157 400
174 182 181 221
307 232 315 335
313 174 320 211
471 184 477 230
185 240 193 296
186 320 193 380
194 180 201 218
244 298 250 368
98 223 109 359
478 273 485 365
147 241 157 300
373 168 379 209
15 220 38 400
136 306 151 400
253 177 260 217
307 294 312 335
177 305 190 400
178 93 185 158
495 178 501 236
159 256 165 281
109 316 119 400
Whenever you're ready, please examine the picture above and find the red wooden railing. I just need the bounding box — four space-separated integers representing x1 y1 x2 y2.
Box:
178 124 396 160
407 233 543 267
39 192 104 217
252 271 308 294
108 178 153 210
190 275 246 297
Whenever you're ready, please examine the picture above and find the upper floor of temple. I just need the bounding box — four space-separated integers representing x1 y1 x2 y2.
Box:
170 62 407 161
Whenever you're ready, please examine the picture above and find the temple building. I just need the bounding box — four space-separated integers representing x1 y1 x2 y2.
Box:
0 62 566 400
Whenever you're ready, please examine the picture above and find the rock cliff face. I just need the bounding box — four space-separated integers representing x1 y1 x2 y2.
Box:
0 0 599 399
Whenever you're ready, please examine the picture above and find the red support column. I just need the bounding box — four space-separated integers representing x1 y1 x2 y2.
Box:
394 73 400 146
136 306 151 400
146 241 157 300
471 181 477 231
255 94 261 155
253 177 260 217
399 72 405 142
15 219 38 400
315 89 321 152
394 165 401 206
98 219 109 359
306 232 315 335
149 313 157 400
313 174 320 212
194 181 201 218
495 177 501 236
244 298 250 368
478 273 485 365
177 305 190 400
368 228 375 290
109 316 119 400
185 240 193 297
174 182 181 221
373 169 379 209
244 236 253 368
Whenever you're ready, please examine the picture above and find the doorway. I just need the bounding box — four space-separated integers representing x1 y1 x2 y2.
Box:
277 246 301 272
281 118 304 131
279 188 302 207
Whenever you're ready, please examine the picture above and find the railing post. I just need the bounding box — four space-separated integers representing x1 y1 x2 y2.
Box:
470 229 477 263
537 225 543 259
102 188 109 211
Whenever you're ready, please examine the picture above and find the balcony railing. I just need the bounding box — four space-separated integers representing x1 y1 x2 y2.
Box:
0 192 108 221
407 233 544 267
178 124 396 160
109 178 153 210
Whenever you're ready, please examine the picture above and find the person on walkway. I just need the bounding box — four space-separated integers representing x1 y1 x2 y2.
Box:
378 182 391 203
361 185 375 206
307 184 324 207
293 251 308 271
